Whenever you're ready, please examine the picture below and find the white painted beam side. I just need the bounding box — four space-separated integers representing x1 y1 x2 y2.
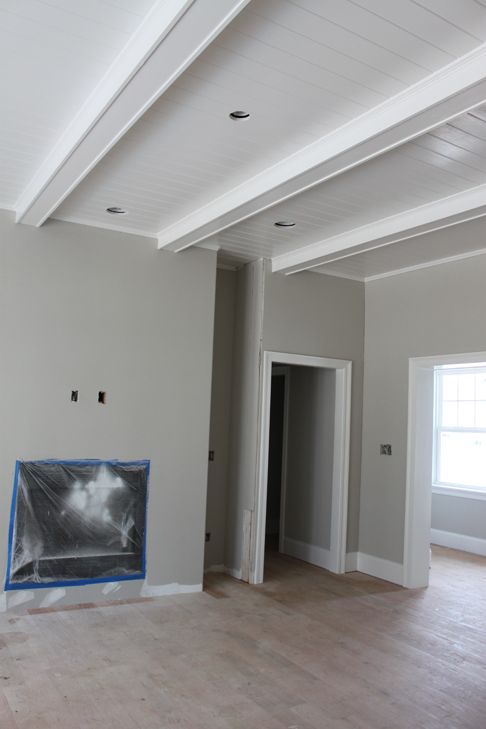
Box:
271 184 486 274
15 0 251 227
157 43 486 251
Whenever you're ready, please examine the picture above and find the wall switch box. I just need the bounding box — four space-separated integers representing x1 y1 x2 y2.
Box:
380 444 392 455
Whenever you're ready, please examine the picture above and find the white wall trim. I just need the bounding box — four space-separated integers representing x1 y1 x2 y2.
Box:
203 564 243 580
364 243 486 283
432 483 486 501
431 528 486 557
204 563 225 574
252 351 352 584
356 553 404 586
313 268 366 283
404 350 486 588
52 214 157 239
273 544 402 585
272 184 486 274
156 43 486 253
271 366 290 554
283 537 332 571
224 566 242 580
345 552 358 572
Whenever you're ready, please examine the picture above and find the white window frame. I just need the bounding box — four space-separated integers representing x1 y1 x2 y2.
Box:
433 365 486 501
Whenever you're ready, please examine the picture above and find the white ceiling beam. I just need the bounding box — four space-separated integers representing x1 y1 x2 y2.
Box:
157 42 486 252
15 0 251 227
271 184 486 274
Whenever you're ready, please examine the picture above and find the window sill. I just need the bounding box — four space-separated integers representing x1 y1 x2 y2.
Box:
432 483 486 501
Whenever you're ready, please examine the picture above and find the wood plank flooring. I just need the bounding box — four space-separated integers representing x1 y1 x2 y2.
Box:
1 546 485 728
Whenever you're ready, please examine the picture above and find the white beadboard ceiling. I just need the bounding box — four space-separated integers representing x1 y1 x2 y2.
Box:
53 0 486 231
212 105 486 262
0 0 155 208
312 214 486 282
5 0 486 280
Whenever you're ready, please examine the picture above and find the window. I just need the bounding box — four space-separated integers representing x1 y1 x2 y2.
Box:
434 365 486 494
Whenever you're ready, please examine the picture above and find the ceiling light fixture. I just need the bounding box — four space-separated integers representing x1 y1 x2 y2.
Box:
229 110 250 120
274 221 296 227
106 206 127 215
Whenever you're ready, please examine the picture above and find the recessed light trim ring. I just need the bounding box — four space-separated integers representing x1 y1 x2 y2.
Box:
229 110 250 120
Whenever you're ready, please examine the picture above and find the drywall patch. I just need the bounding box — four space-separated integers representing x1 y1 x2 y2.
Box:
39 588 66 609
140 581 202 598
102 582 121 595
7 590 34 609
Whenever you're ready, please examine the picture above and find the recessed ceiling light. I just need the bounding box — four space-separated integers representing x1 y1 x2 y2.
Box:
229 110 250 120
274 221 296 227
106 206 126 215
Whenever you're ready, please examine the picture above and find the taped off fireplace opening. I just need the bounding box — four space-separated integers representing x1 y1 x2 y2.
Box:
5 459 149 590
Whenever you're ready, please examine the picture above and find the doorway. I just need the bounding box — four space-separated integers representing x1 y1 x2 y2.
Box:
252 351 352 585
265 366 289 555
404 350 486 588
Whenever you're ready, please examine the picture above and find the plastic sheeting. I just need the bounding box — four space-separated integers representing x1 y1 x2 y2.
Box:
5 460 149 590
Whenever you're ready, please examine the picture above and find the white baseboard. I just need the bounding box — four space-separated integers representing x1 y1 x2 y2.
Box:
224 566 242 580
281 541 403 585
431 528 486 557
204 547 403 588
283 536 332 571
204 563 225 574
356 553 403 586
345 552 358 572
203 563 243 580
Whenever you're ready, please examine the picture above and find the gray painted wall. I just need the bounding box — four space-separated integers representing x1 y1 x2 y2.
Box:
263 269 365 553
432 493 486 540
285 366 335 551
361 248 486 564
0 212 217 608
205 269 236 567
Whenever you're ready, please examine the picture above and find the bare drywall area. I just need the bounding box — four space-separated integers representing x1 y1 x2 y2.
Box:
205 269 236 568
0 211 217 609
284 366 335 552
361 245 486 564
263 269 365 553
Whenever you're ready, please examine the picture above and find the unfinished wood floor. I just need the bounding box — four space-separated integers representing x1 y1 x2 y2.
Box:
1 546 486 728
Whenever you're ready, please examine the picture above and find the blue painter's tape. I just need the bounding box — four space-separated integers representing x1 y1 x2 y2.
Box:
5 572 145 591
4 459 150 592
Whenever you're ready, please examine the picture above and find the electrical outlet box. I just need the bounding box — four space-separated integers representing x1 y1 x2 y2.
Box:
205 532 211 542
208 450 215 462
380 444 392 456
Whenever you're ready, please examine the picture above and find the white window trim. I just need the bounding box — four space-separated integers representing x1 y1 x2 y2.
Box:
433 365 486 497
432 483 486 501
